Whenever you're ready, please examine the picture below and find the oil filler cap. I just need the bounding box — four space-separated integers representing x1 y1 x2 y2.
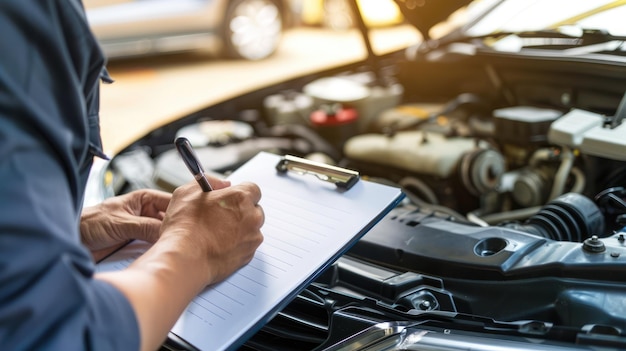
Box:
583 235 606 253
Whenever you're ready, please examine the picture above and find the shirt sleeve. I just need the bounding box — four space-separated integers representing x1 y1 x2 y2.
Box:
0 1 140 350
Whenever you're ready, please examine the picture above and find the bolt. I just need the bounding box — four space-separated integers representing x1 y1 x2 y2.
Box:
583 235 606 253
418 300 431 310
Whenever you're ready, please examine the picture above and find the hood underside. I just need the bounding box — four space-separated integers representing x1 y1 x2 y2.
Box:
393 0 474 40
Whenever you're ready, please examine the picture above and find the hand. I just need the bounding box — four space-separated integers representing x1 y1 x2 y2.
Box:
159 179 265 286
95 176 263 351
80 189 172 261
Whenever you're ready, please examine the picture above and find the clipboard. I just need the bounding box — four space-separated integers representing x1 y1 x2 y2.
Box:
97 151 404 351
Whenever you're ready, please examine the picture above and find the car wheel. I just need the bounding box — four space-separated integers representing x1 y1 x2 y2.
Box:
222 0 283 60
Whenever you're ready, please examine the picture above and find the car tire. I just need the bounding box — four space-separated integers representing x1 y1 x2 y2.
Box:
221 0 283 60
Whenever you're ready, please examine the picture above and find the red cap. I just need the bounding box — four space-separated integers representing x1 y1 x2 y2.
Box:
310 106 358 126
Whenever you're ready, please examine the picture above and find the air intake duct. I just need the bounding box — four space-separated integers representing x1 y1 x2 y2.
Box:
501 193 605 242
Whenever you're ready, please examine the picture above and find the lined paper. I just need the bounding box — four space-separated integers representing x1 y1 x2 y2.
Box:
97 152 403 351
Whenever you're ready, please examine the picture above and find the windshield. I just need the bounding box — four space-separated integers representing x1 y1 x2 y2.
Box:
465 0 626 37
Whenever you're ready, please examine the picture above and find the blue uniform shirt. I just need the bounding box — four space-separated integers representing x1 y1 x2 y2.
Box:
0 0 140 349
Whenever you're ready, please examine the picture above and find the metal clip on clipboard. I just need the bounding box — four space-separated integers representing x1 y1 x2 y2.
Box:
276 155 360 190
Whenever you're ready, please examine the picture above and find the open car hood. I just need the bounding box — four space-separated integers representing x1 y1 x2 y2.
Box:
90 1 626 349
392 0 474 40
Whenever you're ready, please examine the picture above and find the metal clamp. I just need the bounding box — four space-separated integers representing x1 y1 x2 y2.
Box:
276 155 360 190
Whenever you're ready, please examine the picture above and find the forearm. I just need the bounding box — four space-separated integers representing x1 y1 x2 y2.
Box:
96 235 210 351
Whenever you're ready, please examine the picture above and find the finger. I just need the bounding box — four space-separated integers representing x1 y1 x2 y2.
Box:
206 174 231 190
139 189 172 217
255 204 265 227
238 182 262 205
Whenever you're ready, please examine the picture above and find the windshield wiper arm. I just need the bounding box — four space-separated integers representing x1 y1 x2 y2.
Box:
422 27 626 54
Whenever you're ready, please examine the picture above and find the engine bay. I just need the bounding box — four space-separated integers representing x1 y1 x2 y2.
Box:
103 43 626 350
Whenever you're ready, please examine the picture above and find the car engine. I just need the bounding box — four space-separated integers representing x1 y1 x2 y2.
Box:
103 33 626 350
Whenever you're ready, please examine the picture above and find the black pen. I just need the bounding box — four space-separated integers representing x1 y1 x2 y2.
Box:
174 137 213 192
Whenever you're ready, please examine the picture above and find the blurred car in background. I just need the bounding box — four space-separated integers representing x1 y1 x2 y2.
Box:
85 0 289 60
300 0 403 30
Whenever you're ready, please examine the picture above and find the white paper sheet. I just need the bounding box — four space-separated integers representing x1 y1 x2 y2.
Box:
97 151 403 350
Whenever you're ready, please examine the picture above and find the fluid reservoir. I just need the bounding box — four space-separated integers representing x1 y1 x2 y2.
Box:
303 75 403 133
309 103 358 151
